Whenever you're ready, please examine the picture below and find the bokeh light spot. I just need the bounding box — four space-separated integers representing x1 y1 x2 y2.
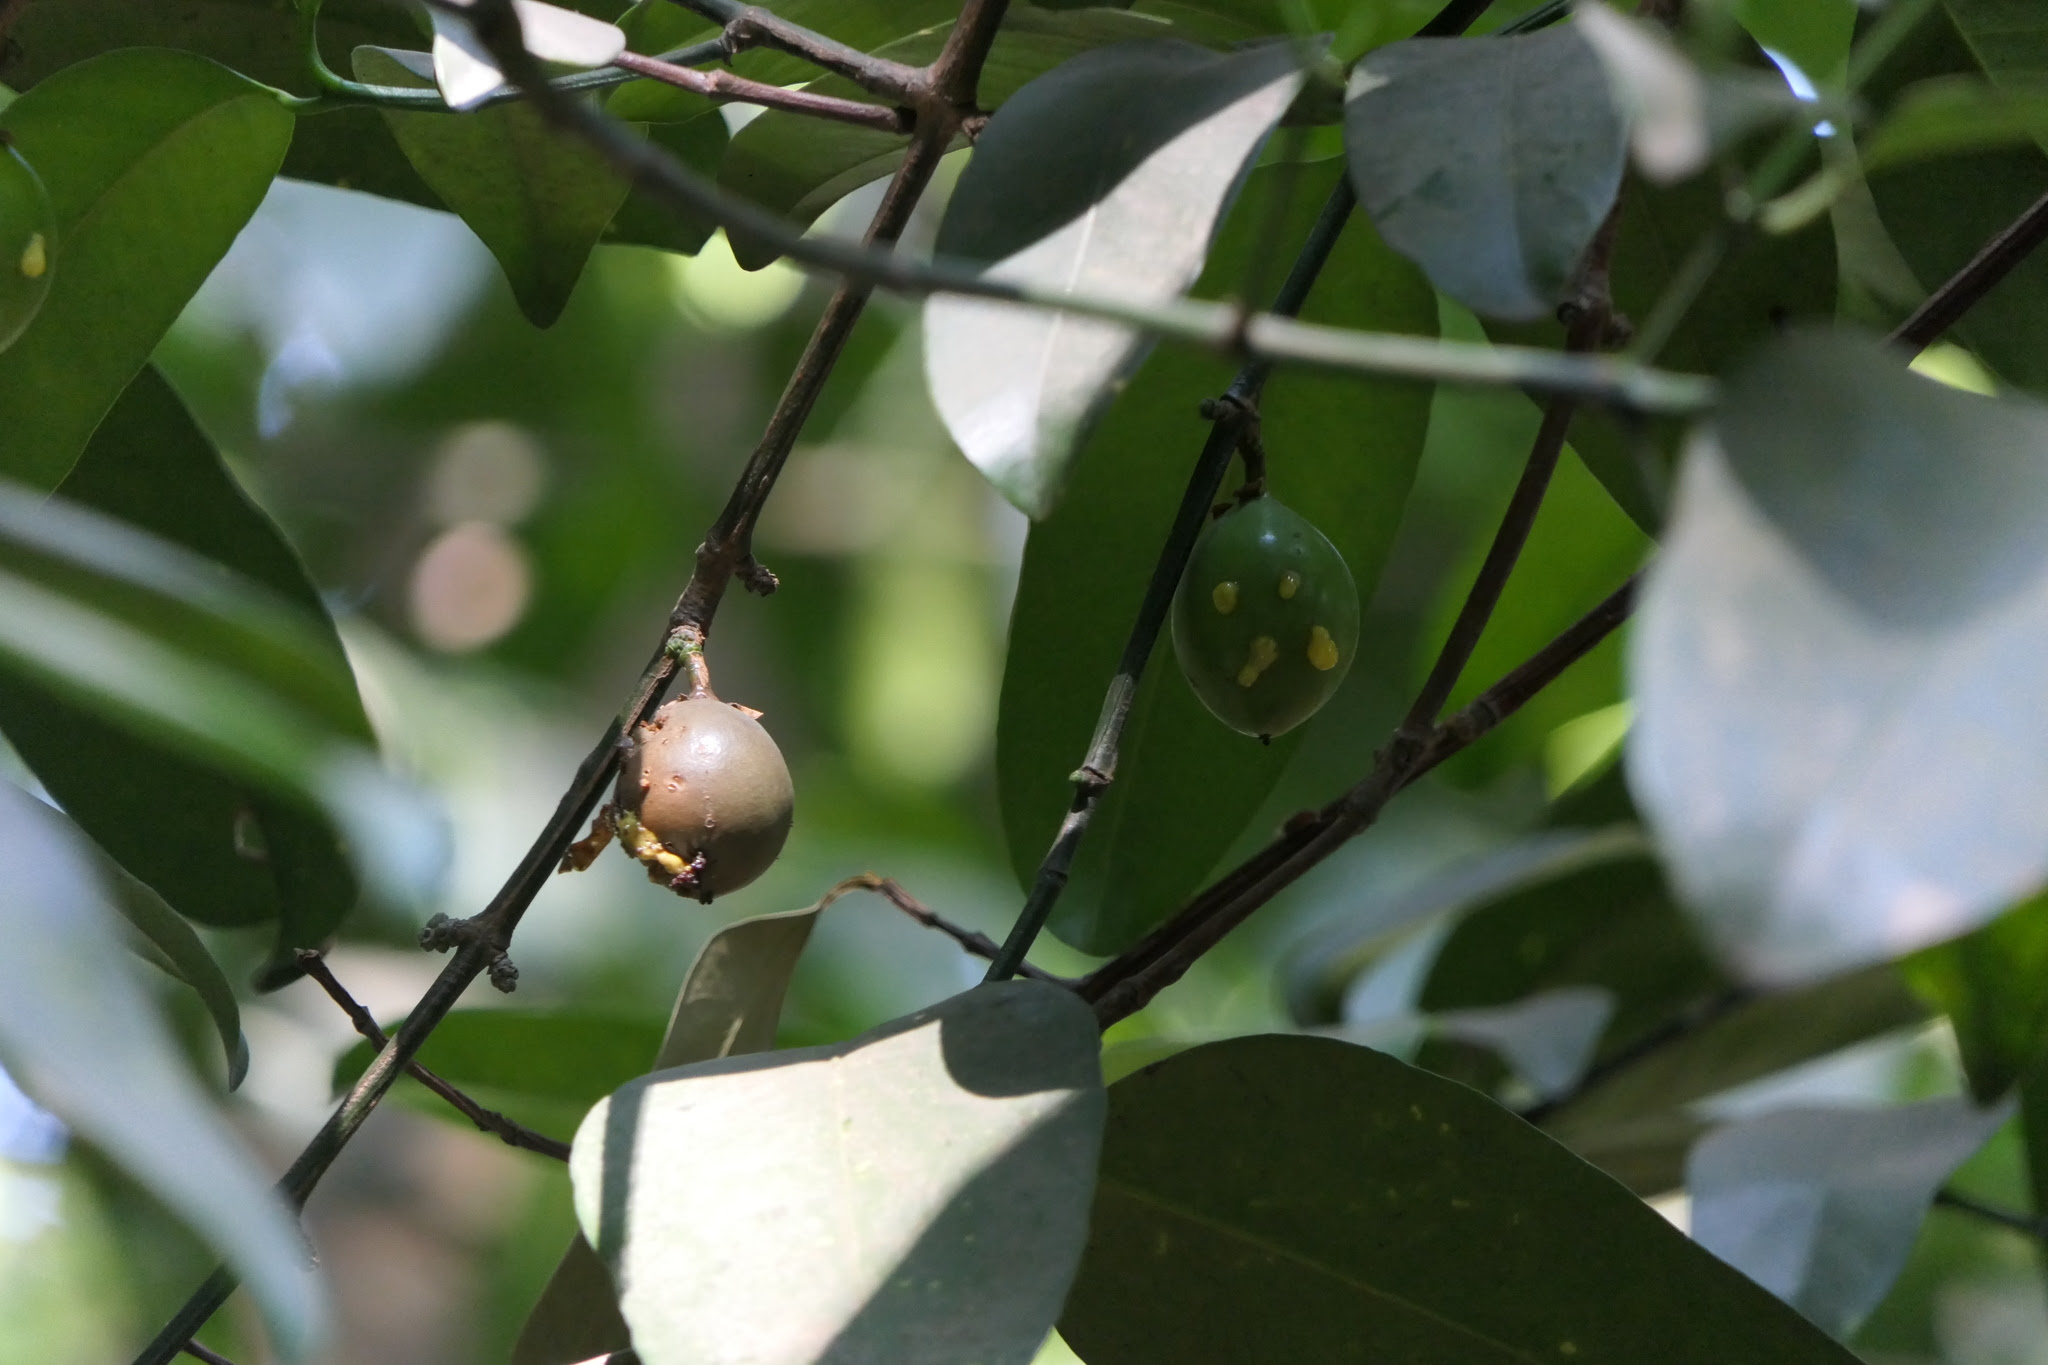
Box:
408 522 532 653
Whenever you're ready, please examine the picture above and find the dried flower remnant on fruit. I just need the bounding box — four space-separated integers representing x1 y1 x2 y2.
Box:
563 696 795 902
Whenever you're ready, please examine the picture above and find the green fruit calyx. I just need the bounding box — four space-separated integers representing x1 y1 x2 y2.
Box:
1170 495 1360 739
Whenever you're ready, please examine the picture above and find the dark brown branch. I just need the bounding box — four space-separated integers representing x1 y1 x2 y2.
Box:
130 6 1017 1362
819 873 1072 985
1889 187 2048 352
675 0 927 104
983 0 1503 985
1934 1187 2048 1242
296 952 571 1162
612 50 910 132
179 1342 238 1365
1084 575 1639 1027
1402 210 1620 738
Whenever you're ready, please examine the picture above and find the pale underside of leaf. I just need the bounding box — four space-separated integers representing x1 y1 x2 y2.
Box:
925 65 1303 518
571 983 1102 1365
431 0 627 110
1631 436 2048 984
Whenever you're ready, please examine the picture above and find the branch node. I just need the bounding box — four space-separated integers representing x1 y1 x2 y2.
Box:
737 554 780 596
487 951 520 993
1069 764 1112 793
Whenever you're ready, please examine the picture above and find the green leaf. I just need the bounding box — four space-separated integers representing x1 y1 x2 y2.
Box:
605 113 726 256
0 47 293 489
1866 2 2048 396
571 981 1104 1365
1417 827 1727 1067
0 368 370 971
0 0 434 209
513 901 824 1365
1901 890 2048 1102
1344 20 1627 321
925 38 1306 517
718 7 1184 270
1864 75 2048 171
104 860 248 1089
1689 1099 2011 1338
0 471 439 922
333 1010 667 1111
353 46 632 327
0 782 324 1358
1733 0 1855 84
1632 332 2048 983
1058 1034 1858 1364
1489 164 1838 532
1414 443 1649 782
998 162 1435 956
1542 963 1930 1186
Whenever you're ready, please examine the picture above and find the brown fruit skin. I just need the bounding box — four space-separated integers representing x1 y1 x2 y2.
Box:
614 697 794 899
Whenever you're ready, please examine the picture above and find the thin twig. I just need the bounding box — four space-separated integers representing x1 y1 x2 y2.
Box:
387 0 1713 415
1402 209 1620 739
296 953 571 1162
1084 575 1640 1027
985 181 1359 982
128 5 1016 1362
982 0 1510 984
611 50 910 132
1888 186 2048 351
676 0 927 104
1934 1188 2048 1242
179 1343 238 1365
820 873 1072 985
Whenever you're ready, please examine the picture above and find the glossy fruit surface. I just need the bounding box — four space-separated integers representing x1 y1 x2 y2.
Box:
614 697 795 900
1170 496 1359 738
0 144 53 353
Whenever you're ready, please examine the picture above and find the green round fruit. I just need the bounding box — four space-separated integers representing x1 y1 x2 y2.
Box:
0 144 53 353
1170 495 1359 738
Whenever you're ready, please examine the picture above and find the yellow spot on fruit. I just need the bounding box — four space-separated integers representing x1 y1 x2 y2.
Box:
1235 635 1278 687
19 233 45 280
1278 570 1300 599
1211 580 1238 614
652 849 686 875
1307 625 1339 671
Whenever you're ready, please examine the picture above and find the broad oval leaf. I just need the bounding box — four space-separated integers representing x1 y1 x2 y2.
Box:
0 782 324 1358
925 38 1307 517
719 7 1184 270
514 901 825 1365
1344 21 1626 320
0 367 371 971
570 981 1103 1365
354 46 632 328
1630 331 2048 984
0 0 434 210
999 162 1435 956
1689 1098 2012 1338
1059 1034 1858 1364
0 47 294 489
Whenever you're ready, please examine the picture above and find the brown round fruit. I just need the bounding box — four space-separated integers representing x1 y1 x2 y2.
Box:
614 697 794 901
